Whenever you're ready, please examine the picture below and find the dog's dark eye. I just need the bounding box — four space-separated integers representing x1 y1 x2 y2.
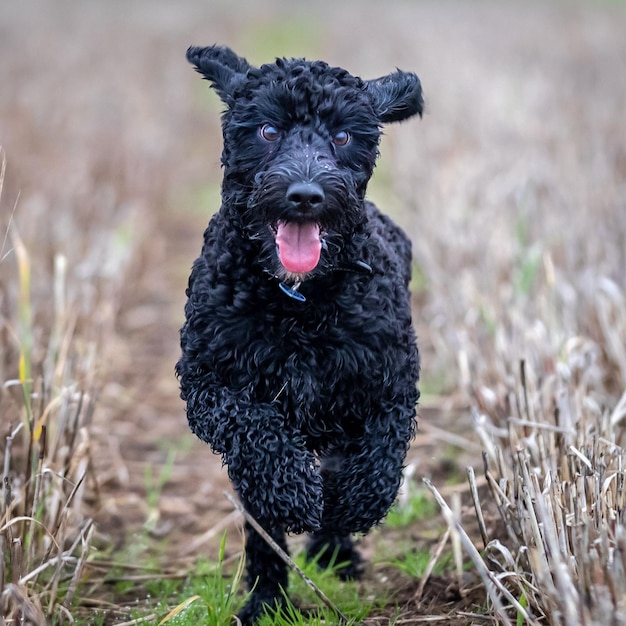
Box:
332 131 350 147
260 124 280 142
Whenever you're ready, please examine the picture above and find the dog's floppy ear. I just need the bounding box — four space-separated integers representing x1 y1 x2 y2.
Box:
186 45 251 106
364 70 424 124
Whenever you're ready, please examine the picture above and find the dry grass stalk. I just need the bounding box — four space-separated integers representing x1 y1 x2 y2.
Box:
467 342 626 625
413 526 451 604
424 478 538 626
1 138 140 620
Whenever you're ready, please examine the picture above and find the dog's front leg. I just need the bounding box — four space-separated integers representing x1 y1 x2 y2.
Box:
180 376 324 533
320 404 415 534
224 421 324 535
237 520 288 625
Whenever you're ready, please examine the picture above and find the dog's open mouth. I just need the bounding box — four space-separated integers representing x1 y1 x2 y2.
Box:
274 221 322 274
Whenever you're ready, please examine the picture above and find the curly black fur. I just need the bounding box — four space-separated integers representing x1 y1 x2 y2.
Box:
176 44 422 624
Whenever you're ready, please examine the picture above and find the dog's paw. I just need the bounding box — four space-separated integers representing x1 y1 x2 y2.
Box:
306 532 363 580
232 446 324 534
236 593 286 625
282 492 323 535
264 472 323 534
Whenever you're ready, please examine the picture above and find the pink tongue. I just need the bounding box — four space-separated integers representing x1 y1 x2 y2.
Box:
275 221 322 273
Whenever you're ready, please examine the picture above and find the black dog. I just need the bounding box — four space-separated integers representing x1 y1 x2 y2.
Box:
176 45 422 624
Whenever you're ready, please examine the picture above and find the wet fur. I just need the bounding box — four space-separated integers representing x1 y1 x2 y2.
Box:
176 45 422 624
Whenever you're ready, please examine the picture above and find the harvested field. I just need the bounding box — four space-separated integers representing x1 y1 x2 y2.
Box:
1 1 625 624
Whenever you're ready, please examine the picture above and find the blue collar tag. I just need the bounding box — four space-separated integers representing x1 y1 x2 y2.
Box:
279 282 306 302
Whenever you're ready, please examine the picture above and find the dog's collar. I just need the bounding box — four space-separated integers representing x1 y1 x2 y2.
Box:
276 259 373 303
335 260 373 275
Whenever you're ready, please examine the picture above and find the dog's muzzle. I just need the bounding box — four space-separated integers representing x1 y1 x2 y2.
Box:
274 181 326 274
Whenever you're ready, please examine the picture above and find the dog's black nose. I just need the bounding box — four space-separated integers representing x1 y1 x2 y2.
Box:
286 182 325 207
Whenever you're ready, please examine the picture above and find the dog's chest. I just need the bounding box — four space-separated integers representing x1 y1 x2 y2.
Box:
257 319 378 442
249 310 368 400
213 294 390 432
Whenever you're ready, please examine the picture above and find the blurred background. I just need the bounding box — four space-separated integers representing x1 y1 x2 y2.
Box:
1 0 626 620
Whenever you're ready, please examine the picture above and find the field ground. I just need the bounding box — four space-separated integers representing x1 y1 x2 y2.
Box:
1 1 626 624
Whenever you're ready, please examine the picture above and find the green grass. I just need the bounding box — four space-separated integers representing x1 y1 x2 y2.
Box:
126 534 247 626
391 549 452 579
155 578 243 625
144 448 177 532
117 536 383 626
386 488 438 528
285 552 382 623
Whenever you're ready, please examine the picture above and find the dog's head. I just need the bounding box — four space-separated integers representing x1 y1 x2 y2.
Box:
187 45 423 284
